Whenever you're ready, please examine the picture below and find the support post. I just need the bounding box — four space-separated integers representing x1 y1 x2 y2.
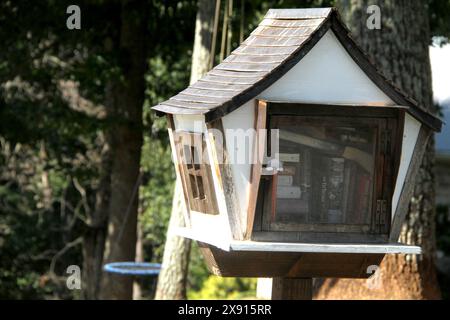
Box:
272 278 312 300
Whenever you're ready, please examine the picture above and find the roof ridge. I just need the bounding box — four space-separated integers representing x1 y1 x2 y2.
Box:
264 7 335 20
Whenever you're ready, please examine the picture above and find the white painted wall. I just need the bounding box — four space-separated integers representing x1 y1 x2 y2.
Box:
221 100 256 226
173 114 205 133
258 30 394 106
392 113 421 219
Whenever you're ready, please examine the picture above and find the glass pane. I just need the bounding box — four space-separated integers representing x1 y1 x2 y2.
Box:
189 174 199 199
196 176 205 200
273 122 376 226
192 146 201 170
183 145 193 169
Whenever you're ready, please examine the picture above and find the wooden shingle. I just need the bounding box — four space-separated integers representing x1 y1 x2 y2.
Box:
152 7 442 131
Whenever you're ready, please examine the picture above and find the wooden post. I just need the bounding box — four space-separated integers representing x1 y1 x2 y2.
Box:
270 278 313 300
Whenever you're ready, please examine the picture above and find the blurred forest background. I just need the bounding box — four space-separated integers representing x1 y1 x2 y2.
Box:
0 0 449 300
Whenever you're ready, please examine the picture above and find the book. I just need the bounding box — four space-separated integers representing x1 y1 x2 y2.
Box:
279 165 296 176
328 209 343 224
279 153 300 163
276 199 309 222
277 175 294 186
340 132 369 144
344 162 358 224
301 149 312 190
311 153 329 222
279 130 342 153
341 161 355 223
354 173 371 224
277 186 302 199
310 155 346 223
327 158 345 223
343 163 372 225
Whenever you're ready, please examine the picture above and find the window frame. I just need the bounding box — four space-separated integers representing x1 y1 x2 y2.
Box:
173 130 219 215
252 104 402 243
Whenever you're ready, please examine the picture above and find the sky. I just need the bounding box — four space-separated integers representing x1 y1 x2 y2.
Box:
430 44 450 106
430 43 450 152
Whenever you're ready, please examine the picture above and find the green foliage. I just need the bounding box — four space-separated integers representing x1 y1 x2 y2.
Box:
429 0 450 43
437 205 450 255
140 135 175 262
188 276 257 300
187 243 212 293
436 205 450 300
0 140 84 299
0 0 198 299
140 44 193 263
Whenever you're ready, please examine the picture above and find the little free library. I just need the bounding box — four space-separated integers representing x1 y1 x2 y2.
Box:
152 7 442 288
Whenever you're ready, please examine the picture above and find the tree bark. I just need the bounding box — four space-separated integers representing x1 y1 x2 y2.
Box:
133 221 144 300
190 0 216 84
271 278 312 300
82 131 112 299
155 181 191 300
155 0 215 300
99 0 147 300
314 0 441 300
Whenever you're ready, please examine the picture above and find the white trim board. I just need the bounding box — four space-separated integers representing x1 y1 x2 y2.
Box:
174 226 422 255
174 227 231 251
230 241 422 255
392 113 422 219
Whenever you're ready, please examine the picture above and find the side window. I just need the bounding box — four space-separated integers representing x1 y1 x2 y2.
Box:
174 131 219 215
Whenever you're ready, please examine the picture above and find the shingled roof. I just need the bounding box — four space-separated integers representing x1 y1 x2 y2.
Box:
152 8 442 131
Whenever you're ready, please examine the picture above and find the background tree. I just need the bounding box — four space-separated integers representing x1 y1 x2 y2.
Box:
315 0 441 299
98 0 148 300
155 0 216 300
0 0 197 300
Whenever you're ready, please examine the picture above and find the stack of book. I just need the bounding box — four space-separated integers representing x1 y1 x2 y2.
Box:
273 128 373 226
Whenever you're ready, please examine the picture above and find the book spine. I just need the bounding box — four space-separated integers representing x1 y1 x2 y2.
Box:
277 175 294 186
345 162 357 224
355 173 371 224
311 153 327 222
279 166 296 176
279 153 300 163
327 158 345 223
341 161 352 223
277 186 302 199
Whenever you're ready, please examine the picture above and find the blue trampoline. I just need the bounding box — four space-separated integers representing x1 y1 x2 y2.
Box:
103 262 161 276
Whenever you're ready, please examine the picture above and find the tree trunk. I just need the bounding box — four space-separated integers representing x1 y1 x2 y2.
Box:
190 0 216 84
155 0 215 300
133 221 144 300
315 0 441 300
82 130 112 299
99 0 147 300
155 181 191 300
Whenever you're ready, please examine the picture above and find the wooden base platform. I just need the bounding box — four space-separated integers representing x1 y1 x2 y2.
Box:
198 241 421 279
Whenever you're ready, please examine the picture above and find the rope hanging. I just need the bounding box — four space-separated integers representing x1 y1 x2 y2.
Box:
211 0 244 67
226 0 233 57
219 0 229 62
210 0 221 69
